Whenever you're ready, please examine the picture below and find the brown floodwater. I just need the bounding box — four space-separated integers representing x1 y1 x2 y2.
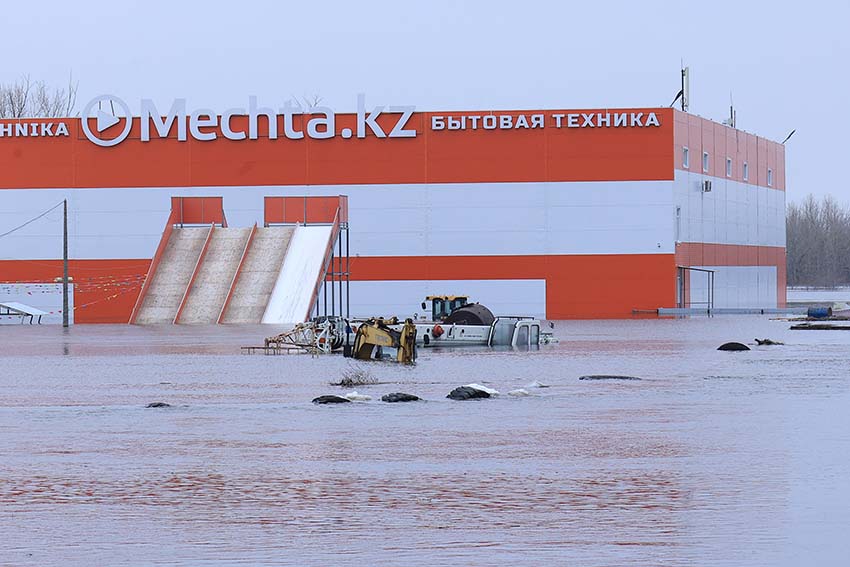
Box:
0 317 848 566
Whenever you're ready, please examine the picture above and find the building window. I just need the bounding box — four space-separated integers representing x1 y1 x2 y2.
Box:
726 157 732 177
743 162 749 181
675 206 681 241
702 152 709 173
683 147 690 169
768 168 773 187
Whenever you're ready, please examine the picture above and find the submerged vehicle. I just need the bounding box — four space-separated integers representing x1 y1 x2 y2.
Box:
407 296 553 347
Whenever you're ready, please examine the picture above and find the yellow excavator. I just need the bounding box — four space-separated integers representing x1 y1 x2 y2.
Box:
352 317 417 363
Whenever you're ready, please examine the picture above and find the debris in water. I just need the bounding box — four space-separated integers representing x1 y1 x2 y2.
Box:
579 375 643 381
447 386 491 400
381 393 421 403
344 391 372 402
464 383 500 396
312 395 352 404
717 342 750 351
791 323 850 331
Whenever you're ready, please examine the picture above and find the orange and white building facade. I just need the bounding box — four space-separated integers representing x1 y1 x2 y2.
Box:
0 95 786 323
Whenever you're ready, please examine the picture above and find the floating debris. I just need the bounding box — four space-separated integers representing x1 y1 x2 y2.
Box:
312 395 352 404
791 323 850 331
331 365 378 388
464 383 500 396
508 388 531 397
145 402 172 408
807 306 833 319
579 375 642 381
381 393 421 403
754 338 784 345
717 342 750 351
343 391 372 402
526 380 550 388
447 386 491 400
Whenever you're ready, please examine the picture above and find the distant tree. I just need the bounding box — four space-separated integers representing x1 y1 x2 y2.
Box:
0 74 78 118
787 194 850 286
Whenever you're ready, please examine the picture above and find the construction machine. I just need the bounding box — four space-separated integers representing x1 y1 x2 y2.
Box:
412 295 555 347
352 317 417 363
420 295 495 325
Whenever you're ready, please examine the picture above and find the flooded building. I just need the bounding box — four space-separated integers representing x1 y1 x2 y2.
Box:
0 98 786 322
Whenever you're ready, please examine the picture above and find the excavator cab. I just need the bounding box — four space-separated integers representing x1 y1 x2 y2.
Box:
421 295 469 322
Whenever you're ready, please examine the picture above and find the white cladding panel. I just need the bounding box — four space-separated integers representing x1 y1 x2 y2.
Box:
688 266 777 309
347 279 547 320
0 181 675 261
674 170 785 247
0 283 74 325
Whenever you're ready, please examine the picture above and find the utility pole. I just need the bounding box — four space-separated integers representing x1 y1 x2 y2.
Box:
63 199 69 328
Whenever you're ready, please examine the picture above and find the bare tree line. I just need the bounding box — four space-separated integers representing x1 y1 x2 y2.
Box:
786 194 850 287
0 75 78 118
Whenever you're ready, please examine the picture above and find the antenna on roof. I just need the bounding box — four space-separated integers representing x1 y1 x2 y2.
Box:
781 129 796 144
670 62 690 111
723 92 736 128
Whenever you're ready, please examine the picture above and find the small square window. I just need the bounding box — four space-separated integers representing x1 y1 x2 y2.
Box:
702 152 709 173
767 168 773 187
682 147 690 169
726 157 732 177
743 162 749 181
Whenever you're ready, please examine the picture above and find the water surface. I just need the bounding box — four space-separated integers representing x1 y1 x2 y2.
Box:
1 318 848 566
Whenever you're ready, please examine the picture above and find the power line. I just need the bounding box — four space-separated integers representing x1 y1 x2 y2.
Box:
0 201 64 239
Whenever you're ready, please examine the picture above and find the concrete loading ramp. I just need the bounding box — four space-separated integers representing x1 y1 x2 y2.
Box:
133 227 209 324
130 195 348 326
177 227 252 324
219 226 295 324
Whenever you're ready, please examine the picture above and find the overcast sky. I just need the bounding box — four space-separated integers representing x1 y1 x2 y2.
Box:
2 0 847 202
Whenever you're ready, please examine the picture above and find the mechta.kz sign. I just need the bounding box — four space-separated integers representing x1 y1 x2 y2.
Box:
0 93 662 148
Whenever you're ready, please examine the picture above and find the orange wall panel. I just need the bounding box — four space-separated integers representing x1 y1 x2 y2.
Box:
171 196 224 225
757 137 768 186
350 253 677 319
265 196 347 224
686 114 703 167
713 123 726 178
672 111 784 191
1 108 675 189
674 242 786 304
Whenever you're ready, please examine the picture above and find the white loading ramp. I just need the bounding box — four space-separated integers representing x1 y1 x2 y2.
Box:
261 225 335 325
218 226 295 324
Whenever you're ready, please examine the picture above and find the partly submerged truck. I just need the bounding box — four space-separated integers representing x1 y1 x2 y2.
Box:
408 295 554 347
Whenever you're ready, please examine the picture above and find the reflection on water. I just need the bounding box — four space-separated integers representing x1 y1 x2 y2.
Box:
1 318 848 566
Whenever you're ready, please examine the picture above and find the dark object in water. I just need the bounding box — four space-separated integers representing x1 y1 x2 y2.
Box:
578 375 642 381
381 392 421 403
791 323 850 331
718 342 750 351
443 303 495 326
807 306 833 319
447 386 491 400
146 402 172 408
312 395 352 404
755 338 784 346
